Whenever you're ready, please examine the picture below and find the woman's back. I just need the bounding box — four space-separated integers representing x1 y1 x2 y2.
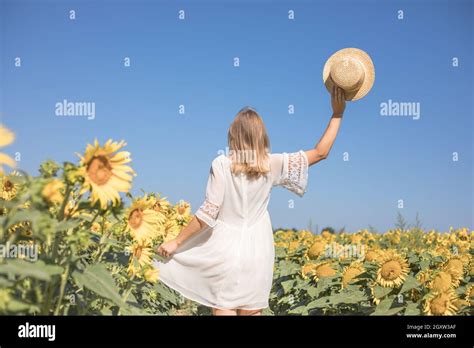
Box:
195 151 309 230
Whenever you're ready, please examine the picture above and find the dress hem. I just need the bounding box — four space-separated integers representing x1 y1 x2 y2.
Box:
158 272 269 312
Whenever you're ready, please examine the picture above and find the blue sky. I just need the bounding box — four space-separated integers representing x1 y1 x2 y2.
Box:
1 0 472 232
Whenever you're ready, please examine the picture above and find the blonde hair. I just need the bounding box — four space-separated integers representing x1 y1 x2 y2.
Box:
227 107 270 179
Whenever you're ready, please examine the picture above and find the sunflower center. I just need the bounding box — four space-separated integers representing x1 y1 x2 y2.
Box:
381 260 402 280
3 180 14 192
177 206 186 215
129 209 143 229
87 156 112 186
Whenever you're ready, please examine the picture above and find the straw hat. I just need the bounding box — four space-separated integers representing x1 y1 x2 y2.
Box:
323 48 375 101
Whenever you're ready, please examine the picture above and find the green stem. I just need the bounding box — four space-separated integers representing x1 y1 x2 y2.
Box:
117 275 135 316
34 279 43 307
54 253 71 315
90 209 101 226
58 184 72 221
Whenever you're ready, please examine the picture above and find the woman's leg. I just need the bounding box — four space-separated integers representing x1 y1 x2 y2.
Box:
237 309 262 316
212 308 237 315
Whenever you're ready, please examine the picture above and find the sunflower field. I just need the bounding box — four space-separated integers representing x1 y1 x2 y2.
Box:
0 126 472 316
270 228 472 316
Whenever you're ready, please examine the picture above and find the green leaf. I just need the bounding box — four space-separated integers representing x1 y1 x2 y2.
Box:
307 276 339 298
419 259 430 270
374 285 393 299
399 275 420 294
371 297 404 316
0 276 13 287
278 260 300 277
281 279 295 294
306 296 331 309
404 301 421 315
329 290 368 305
275 248 287 259
306 289 367 309
288 306 308 315
56 219 82 231
7 299 33 312
155 282 180 306
262 307 274 316
408 254 419 265
6 210 42 228
0 259 63 281
455 286 466 296
72 263 126 308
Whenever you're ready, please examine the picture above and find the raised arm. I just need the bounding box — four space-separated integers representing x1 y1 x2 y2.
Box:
305 85 346 166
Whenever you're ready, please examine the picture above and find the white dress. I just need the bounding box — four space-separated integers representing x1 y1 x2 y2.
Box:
152 151 309 310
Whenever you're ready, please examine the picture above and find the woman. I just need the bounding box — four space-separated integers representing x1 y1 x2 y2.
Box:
153 85 346 316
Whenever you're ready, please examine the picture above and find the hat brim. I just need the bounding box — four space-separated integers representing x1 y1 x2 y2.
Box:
323 48 375 101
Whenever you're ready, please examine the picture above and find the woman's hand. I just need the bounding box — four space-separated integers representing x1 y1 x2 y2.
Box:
157 239 179 258
331 85 346 117
304 84 346 166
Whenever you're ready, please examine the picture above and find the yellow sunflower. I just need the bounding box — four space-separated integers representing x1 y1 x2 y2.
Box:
342 262 365 288
0 126 16 174
305 240 327 260
297 231 314 247
90 219 112 234
0 175 18 201
8 221 32 238
163 220 181 242
312 261 337 281
350 234 363 244
298 230 313 239
91 222 101 233
152 195 171 216
144 268 159 283
465 285 474 305
376 253 410 288
364 249 383 262
275 230 294 241
173 200 191 222
369 282 383 305
300 263 318 280
443 256 465 280
423 290 459 316
428 271 456 292
126 196 166 243
127 241 153 275
416 269 432 285
41 179 64 205
274 241 287 248
287 240 301 253
321 230 334 242
78 139 135 209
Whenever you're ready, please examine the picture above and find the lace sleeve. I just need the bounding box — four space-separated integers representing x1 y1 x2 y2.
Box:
195 156 225 228
196 199 220 227
279 150 309 197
